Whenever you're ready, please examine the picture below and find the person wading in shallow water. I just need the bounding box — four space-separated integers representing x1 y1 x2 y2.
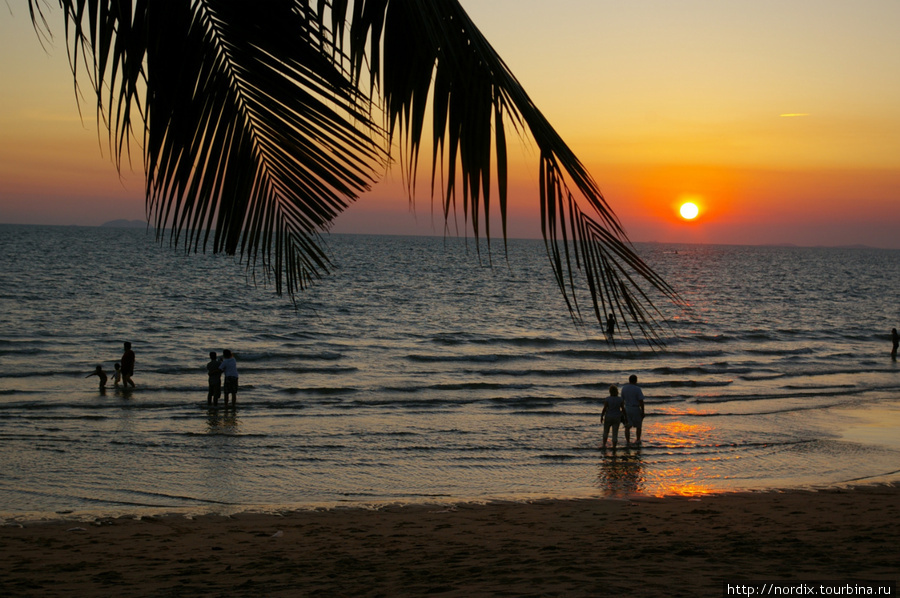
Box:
601 385 625 451
621 374 646 445
892 328 899 359
206 351 222 405
120 342 136 388
86 365 108 390
219 349 239 405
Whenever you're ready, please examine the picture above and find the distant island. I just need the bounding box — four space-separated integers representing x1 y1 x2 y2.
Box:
100 219 150 229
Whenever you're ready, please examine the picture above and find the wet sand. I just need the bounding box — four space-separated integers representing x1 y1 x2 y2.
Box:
1 484 897 597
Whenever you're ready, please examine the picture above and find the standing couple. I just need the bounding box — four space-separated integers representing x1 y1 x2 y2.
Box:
600 374 645 450
206 349 239 406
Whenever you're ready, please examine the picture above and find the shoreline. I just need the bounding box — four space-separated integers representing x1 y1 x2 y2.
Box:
4 468 900 525
2 483 897 597
5 475 899 528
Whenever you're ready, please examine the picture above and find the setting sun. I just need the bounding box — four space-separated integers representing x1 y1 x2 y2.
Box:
679 202 699 220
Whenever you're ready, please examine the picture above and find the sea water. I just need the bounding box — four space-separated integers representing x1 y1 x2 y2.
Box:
1 224 898 520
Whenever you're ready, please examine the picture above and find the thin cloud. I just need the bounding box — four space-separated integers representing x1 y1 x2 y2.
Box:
779 113 810 117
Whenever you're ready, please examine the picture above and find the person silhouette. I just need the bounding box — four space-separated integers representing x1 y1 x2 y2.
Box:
621 374 646 444
207 351 222 405
86 365 108 390
601 384 625 450
606 312 616 338
892 328 899 359
219 349 239 405
120 342 136 388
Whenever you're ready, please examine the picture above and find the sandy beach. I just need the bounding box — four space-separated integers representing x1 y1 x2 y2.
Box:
1 484 897 597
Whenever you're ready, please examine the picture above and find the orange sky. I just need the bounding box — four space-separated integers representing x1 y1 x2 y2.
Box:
1 1 899 248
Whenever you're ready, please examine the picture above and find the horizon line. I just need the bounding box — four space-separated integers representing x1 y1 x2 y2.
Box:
0 221 893 251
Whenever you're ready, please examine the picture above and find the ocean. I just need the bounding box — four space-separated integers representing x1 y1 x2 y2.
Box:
1 224 899 521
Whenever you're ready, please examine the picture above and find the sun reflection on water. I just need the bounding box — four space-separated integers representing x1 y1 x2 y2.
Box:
597 449 716 498
647 467 715 497
653 419 716 448
597 418 724 497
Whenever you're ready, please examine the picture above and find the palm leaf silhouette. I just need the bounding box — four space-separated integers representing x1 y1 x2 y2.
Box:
31 0 681 345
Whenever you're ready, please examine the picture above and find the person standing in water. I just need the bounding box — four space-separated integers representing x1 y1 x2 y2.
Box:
86 365 108 390
120 342 136 388
219 349 239 405
600 384 625 450
892 328 899 359
621 374 646 445
206 351 222 405
606 312 616 338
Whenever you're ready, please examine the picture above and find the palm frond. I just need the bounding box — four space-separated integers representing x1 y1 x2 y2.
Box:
35 0 384 294
336 0 682 344
145 0 385 293
32 0 682 343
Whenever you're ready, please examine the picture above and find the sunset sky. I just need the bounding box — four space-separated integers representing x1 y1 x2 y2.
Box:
1 1 899 248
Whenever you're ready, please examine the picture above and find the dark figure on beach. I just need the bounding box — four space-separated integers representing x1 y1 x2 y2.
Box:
892 328 899 359
621 374 646 445
120 342 136 388
86 365 108 390
601 384 625 450
207 351 222 405
111 362 122 386
219 349 239 405
606 312 616 338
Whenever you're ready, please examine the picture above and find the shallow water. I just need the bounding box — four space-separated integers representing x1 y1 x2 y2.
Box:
1 225 899 520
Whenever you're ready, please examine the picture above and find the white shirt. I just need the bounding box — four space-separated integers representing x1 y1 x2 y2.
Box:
621 383 645 410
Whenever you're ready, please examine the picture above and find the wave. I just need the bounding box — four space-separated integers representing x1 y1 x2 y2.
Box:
546 349 657 360
691 387 871 404
573 379 733 392
430 333 563 348
255 332 321 342
407 353 538 364
170 431 272 439
1 371 61 378
279 386 360 396
625 439 819 454
746 347 816 356
463 367 596 378
282 366 358 375
650 362 740 375
0 411 111 421
739 372 787 381
345 396 484 409
755 365 899 379
0 389 46 397
111 489 240 506
237 350 345 363
668 379 734 388
426 382 533 392
0 348 44 357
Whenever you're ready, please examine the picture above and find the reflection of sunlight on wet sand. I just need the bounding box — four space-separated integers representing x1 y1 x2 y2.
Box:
648 467 715 497
833 404 900 451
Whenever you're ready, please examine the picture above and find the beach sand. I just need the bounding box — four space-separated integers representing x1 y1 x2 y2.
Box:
1 484 897 597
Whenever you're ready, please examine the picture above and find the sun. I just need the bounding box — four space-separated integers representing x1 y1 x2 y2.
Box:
679 202 699 220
